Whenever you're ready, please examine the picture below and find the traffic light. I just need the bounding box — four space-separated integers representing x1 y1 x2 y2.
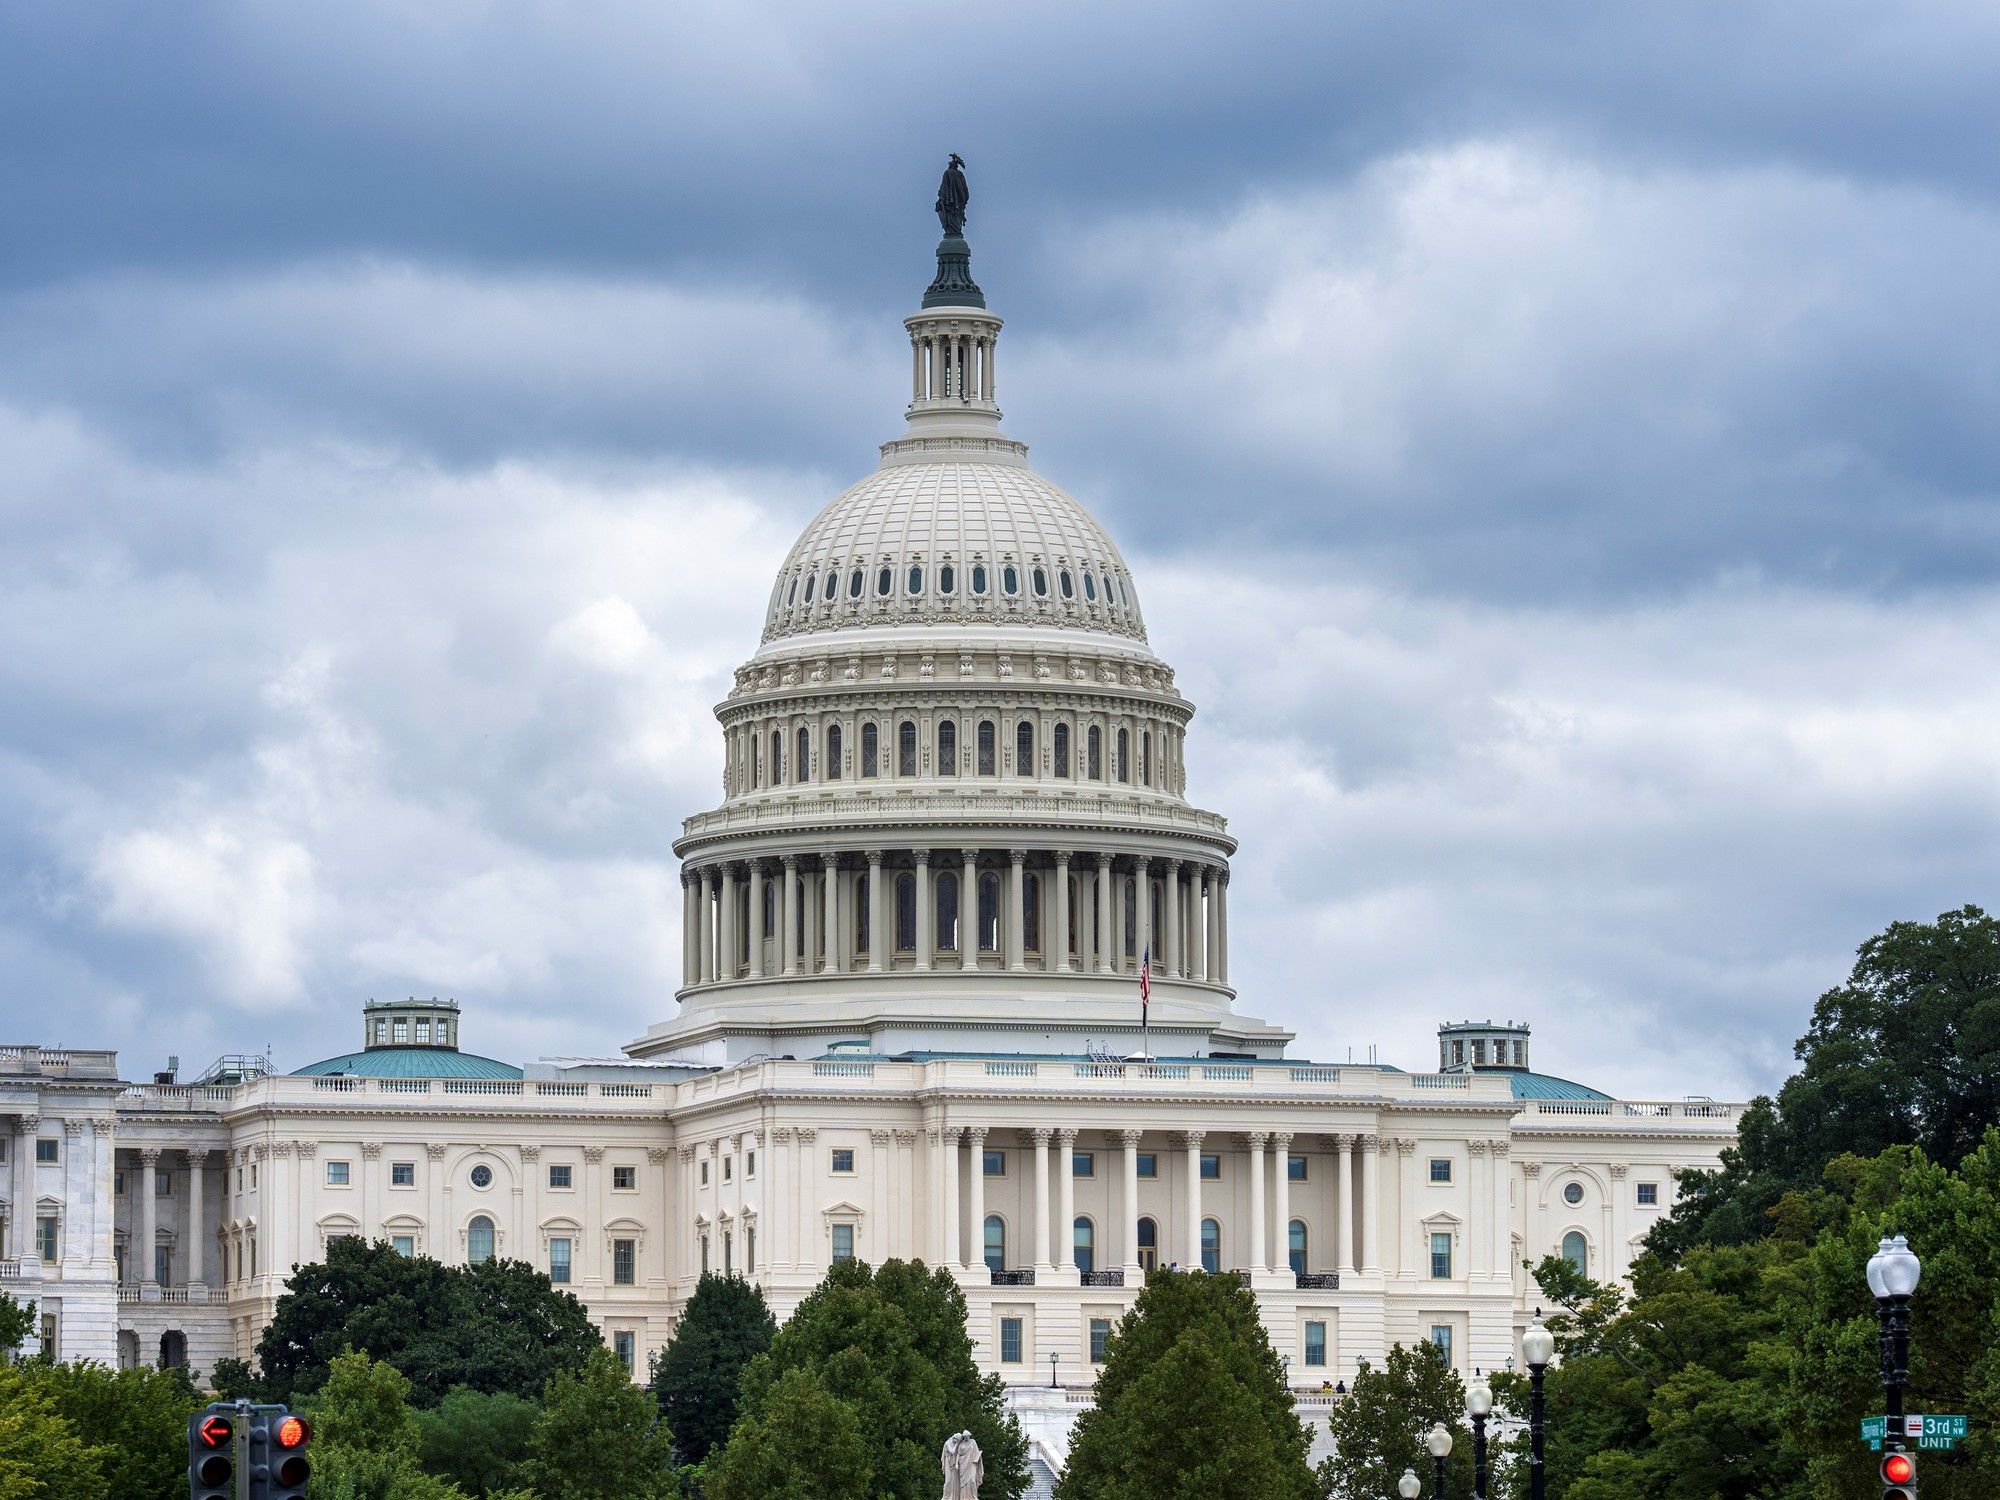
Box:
186 1407 234 1499
1881 1447 1916 1499
247 1405 313 1500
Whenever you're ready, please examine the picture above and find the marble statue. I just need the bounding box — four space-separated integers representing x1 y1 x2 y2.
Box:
940 1429 984 1499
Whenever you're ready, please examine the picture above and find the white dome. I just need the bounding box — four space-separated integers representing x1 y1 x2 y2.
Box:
759 457 1148 646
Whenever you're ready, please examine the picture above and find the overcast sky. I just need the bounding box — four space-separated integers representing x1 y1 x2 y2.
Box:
3 2 1997 1099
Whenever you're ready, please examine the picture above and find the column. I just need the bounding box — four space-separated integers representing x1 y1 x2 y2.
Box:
781 857 801 976
1182 1131 1203 1268
1498 1144 1518 1280
940 1126 961 1267
1361 1135 1382 1272
139 1148 160 1288
1134 857 1153 967
966 1128 987 1274
1121 1129 1142 1276
1215 871 1229 983
747 862 767 978
719 866 738 980
914 851 934 971
1189 869 1208 980
1053 852 1072 973
681 873 697 986
1163 860 1181 977
187 1150 206 1288
1204 868 1219 981
1032 1129 1052 1270
1006 852 1027 972
960 851 978 970
9 1117 33 1262
1272 1132 1292 1276
1336 1134 1356 1274
1057 1129 1077 1273
823 857 842 973
804 868 821 973
1468 1141 1491 1277
794 1130 814 1267
1248 1132 1267 1275
1396 1140 1419 1279
866 852 886 973
1094 855 1114 974
702 868 719 982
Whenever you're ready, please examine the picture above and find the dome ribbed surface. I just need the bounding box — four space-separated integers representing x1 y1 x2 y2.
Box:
293 1048 522 1080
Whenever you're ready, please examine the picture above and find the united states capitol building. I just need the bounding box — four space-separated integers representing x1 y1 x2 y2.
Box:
1 179 1741 1448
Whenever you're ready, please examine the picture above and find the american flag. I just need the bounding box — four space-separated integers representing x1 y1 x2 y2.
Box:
1139 944 1151 1012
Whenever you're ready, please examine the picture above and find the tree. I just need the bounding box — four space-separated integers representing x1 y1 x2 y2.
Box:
1058 1269 1316 1500
256 1237 598 1405
0 1363 108 1500
705 1367 875 1500
26 1361 202 1500
0 1291 34 1358
720 1258 1029 1500
415 1387 538 1498
304 1348 472 1500
1319 1343 1473 1500
523 1344 675 1500
654 1273 775 1466
207 1357 262 1401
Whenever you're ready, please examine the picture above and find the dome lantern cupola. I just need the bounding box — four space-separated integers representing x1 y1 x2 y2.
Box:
901 153 1006 447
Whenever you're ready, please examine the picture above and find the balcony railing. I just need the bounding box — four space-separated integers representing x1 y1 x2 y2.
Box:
1295 1272 1341 1290
990 1269 1037 1287
1518 1099 1744 1127
1079 1269 1125 1288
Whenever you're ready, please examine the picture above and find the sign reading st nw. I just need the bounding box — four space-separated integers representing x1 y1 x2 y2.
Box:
1861 1413 1967 1448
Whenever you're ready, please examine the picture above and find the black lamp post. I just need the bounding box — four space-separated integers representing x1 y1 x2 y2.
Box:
1522 1312 1555 1500
1866 1234 1921 1458
1426 1421 1452 1498
1466 1370 1492 1500
1048 1351 1060 1389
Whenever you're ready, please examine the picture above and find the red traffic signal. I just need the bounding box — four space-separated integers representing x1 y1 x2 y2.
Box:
276 1414 311 1448
198 1414 233 1448
1881 1451 1915 1484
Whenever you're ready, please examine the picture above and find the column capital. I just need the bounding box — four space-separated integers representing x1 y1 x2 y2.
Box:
1096 851 1114 870
1271 1130 1294 1149
1520 1160 1542 1178
1132 854 1153 873
139 1147 163 1166
1393 1137 1415 1157
1053 849 1072 868
1119 1128 1144 1148
63 1118 87 1139
647 1147 671 1164
518 1144 541 1162
1330 1132 1357 1151
781 853 800 871
360 1142 382 1159
1468 1139 1490 1156
1215 866 1230 885
1055 1127 1078 1146
678 1144 696 1161
869 1129 894 1146
12 1115 38 1135
964 1125 987 1145
1492 1140 1512 1159
1178 1129 1205 1149
865 849 884 867
769 1126 793 1144
797 1127 818 1142
1030 1127 1053 1145
1608 1162 1627 1179
583 1145 606 1163
1008 848 1028 866
894 1128 919 1145
912 848 932 866
1246 1130 1269 1149
1162 856 1182 873
680 867 694 888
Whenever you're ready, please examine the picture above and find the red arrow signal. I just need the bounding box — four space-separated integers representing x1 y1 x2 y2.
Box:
199 1415 233 1448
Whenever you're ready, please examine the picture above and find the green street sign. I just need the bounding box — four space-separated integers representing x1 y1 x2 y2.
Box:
1921 1414 1968 1439
1860 1417 1886 1441
1862 1413 1968 1449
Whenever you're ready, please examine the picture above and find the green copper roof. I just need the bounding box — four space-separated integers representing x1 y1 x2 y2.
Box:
1506 1070 1612 1102
293 1048 522 1080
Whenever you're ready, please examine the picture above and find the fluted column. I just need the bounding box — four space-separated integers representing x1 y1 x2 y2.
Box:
779 857 800 975
747 862 767 978
866 852 886 973
1203 867 1219 982
1006 851 1027 972
940 1125 960 1267
186 1150 206 1287
1492 1141 1512 1280
966 1127 988 1274
1134 857 1153 968
1057 1128 1077 1272
1248 1131 1268 1275
1053 852 1072 973
821 857 841 972
1094 855 1115 974
1163 860 1181 976
1361 1135 1382 1272
719 865 738 979
1215 870 1230 982
1182 1130 1204 1268
1335 1134 1356 1274
681 872 697 986
1188 868 1208 980
959 850 978 968
11 1117 36 1261
1032 1128 1052 1269
1121 1129 1143 1276
914 851 934 971
139 1148 160 1287
1272 1132 1292 1276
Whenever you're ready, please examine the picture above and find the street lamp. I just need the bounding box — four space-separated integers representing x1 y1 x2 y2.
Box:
1426 1421 1453 1499
1466 1369 1493 1500
1522 1311 1556 1500
1866 1234 1921 1460
1398 1468 1423 1499
1049 1351 1061 1389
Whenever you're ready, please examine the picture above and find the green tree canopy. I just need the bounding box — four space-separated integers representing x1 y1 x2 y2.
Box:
1319 1343 1475 1500
523 1344 675 1500
0 1292 34 1358
705 1367 875 1500
415 1387 538 1498
303 1348 473 1500
654 1272 776 1466
1058 1269 1316 1500
24 1361 202 1500
0 1363 107 1500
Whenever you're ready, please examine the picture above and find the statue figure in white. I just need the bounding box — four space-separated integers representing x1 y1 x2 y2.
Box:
940 1430 984 1500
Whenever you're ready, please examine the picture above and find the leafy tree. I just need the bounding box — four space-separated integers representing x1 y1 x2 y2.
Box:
257 1237 598 1405
0 1363 108 1499
655 1273 776 1466
1058 1269 1315 1500
1653 905 2000 1258
416 1387 538 1498
705 1367 875 1500
27 1361 202 1500
722 1257 1029 1500
523 1344 674 1500
207 1356 263 1401
304 1348 472 1500
1319 1343 1474 1500
0 1291 34 1357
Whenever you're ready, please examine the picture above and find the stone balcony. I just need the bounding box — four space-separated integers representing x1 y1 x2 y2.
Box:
0 1045 120 1079
116 1076 668 1116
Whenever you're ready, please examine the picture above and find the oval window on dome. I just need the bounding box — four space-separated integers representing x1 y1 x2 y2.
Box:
908 564 923 595
1002 564 1019 595
824 568 838 601
1058 569 1074 599
1083 571 1098 602
803 573 816 604
877 566 893 597
1032 567 1049 597
848 569 864 599
787 576 799 606
971 563 988 596
940 563 955 594
1118 577 1131 609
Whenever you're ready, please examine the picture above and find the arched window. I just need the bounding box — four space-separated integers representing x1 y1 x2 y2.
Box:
823 567 838 602
876 566 893 597
1200 1218 1221 1274
1141 731 1152 787
895 872 916 951
773 730 786 785
1059 569 1074 599
861 723 879 778
1074 1217 1095 1275
803 572 816 604
977 720 996 775
1002 564 1019 595
1087 725 1103 780
796 726 810 783
786 575 799 606
848 568 864 599
1015 721 1034 775
1116 728 1130 783
1137 1216 1158 1272
1289 1220 1307 1277
468 1216 495 1265
937 870 960 952
898 720 917 777
907 564 923 595
763 878 776 938
1022 873 1041 952
984 1215 1006 1273
1053 723 1070 777
978 873 1000 951
827 723 844 778
1032 566 1048 597
1083 571 1098 602
940 563 956 594
938 721 957 776
854 876 870 955
1562 1231 1588 1274
751 736 762 788
160 1330 187 1369
971 562 988 596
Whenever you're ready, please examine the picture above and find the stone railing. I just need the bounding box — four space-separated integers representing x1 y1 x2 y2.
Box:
0 1045 120 1079
0 1262 21 1280
1517 1099 1745 1129
118 1076 665 1115
681 787 1229 840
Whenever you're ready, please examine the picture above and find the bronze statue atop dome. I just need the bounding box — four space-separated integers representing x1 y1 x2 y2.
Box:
935 153 969 238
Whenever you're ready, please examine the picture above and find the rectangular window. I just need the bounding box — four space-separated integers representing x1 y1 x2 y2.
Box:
326 1161 350 1186
391 1161 416 1187
155 1243 173 1286
1429 1325 1454 1364
155 1171 173 1197
700 1161 710 1186
613 1330 636 1374
38 1314 56 1361
983 1150 1006 1177
35 1139 56 1165
612 1239 636 1285
722 1158 733 1183
831 1223 854 1263
1136 1153 1157 1178
831 1148 855 1174
114 1171 124 1195
723 1231 733 1275
1287 1155 1307 1182
415 1019 431 1044
1200 1154 1220 1180
1072 1151 1095 1178
613 1165 637 1190
550 1164 573 1189
549 1237 572 1284
393 1018 408 1043
700 1237 710 1275
37 1216 58 1263
999 1316 1023 1364
1089 1318 1112 1364
250 1164 257 1190
1637 1182 1659 1206
1429 1158 1452 1183
1430 1232 1453 1280
746 1150 756 1178
392 1235 415 1257
1304 1321 1327 1367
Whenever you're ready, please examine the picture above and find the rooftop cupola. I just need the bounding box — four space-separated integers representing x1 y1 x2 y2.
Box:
1439 1019 1531 1073
899 153 1009 450
363 996 461 1051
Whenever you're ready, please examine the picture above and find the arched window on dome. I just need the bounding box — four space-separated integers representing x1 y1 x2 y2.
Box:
908 563 923 595
1073 1217 1095 1274
1290 1220 1308 1276
1562 1231 1589 1274
1200 1218 1221 1273
824 567 839 602
854 876 870 956
763 877 776 938
977 720 996 776
978 873 1000 952
1116 728 1130 783
971 563 988 596
937 721 957 776
1053 724 1070 778
796 727 810 783
1087 726 1103 780
771 731 784 786
1059 568 1074 599
1032 566 1048 597
936 870 959 952
1068 875 1082 961
1123 876 1137 959
1141 730 1152 788
1083 571 1098 602
861 723 879 778
1119 577 1131 609
1022 873 1041 953
895 872 916 952
787 575 799 607
751 736 762 788
827 723 844 779
876 566 893 597
468 1216 495 1266
848 568 864 600
803 572 816 604
1002 564 1019 596
897 721 917 777
940 563 956 595
1015 721 1034 776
